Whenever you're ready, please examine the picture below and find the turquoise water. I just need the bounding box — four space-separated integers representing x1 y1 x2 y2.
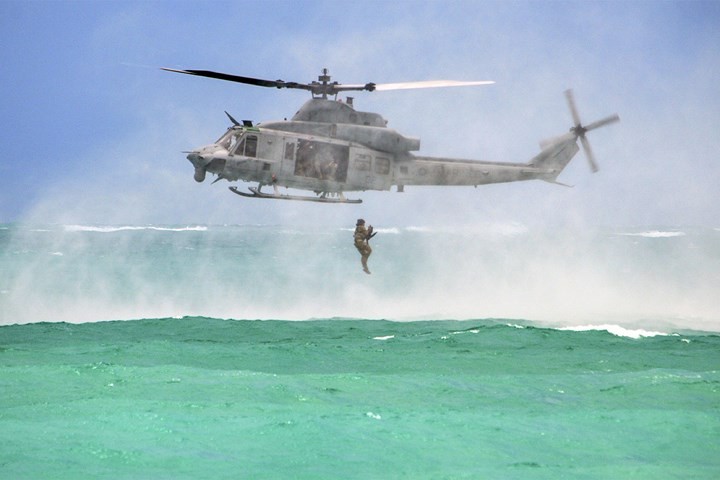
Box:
2 318 719 479
1 224 719 478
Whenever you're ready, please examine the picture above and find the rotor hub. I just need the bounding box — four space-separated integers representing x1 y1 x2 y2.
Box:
571 125 587 137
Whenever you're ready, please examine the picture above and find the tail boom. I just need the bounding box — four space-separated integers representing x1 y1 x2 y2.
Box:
394 154 568 187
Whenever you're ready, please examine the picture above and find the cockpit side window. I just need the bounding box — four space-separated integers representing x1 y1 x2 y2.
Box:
234 138 245 156
245 135 258 157
232 134 258 158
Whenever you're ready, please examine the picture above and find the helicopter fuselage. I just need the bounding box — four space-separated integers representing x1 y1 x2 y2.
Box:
168 67 618 201
187 98 580 197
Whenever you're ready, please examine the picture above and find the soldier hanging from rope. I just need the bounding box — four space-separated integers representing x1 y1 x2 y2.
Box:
353 218 376 274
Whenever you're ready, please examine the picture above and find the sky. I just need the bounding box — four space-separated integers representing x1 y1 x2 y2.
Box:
1 0 719 228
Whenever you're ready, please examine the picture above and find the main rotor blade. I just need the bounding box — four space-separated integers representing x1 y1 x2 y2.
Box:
584 114 620 132
373 80 494 91
161 68 306 90
564 89 582 127
163 68 494 96
225 111 241 126
580 135 599 173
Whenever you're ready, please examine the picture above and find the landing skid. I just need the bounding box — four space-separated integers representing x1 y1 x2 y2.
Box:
229 186 362 204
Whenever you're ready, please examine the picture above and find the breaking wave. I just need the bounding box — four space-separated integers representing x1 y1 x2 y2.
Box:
559 324 669 339
616 230 686 238
63 225 208 233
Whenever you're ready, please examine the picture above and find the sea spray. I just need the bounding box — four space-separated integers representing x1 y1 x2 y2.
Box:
2 224 718 329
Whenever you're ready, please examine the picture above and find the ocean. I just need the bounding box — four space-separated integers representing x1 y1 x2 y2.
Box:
1 223 719 478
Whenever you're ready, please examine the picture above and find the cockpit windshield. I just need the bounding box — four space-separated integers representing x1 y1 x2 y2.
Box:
216 129 238 150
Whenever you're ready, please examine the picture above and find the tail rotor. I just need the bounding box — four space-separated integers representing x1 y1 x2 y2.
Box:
564 89 620 173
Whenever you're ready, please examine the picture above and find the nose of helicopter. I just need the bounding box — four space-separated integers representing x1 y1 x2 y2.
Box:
186 150 208 183
186 150 203 165
186 144 227 183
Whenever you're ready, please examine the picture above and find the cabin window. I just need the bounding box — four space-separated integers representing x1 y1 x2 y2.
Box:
374 157 390 175
284 142 295 160
354 154 371 171
294 139 349 182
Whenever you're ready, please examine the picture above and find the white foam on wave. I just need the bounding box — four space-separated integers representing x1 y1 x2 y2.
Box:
406 222 528 236
559 324 668 339
340 226 402 235
375 227 401 234
63 225 207 233
405 226 433 233
616 230 686 238
343 223 528 237
450 329 481 335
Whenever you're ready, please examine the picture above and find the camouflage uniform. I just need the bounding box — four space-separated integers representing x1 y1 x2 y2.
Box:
354 221 372 274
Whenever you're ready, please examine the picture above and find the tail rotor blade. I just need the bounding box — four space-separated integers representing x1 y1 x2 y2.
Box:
585 114 620 132
563 89 620 173
565 89 582 127
580 136 599 173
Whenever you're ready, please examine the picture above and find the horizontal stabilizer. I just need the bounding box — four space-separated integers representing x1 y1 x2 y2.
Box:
539 132 575 150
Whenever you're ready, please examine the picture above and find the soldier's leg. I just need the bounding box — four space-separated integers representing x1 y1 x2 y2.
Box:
361 245 372 273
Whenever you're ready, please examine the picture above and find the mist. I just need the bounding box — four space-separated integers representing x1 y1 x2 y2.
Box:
1 2 718 333
2 223 718 333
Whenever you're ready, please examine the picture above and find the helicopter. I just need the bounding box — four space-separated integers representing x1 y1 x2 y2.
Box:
163 67 619 203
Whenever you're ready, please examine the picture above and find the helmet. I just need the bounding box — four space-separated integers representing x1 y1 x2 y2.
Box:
356 219 365 226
